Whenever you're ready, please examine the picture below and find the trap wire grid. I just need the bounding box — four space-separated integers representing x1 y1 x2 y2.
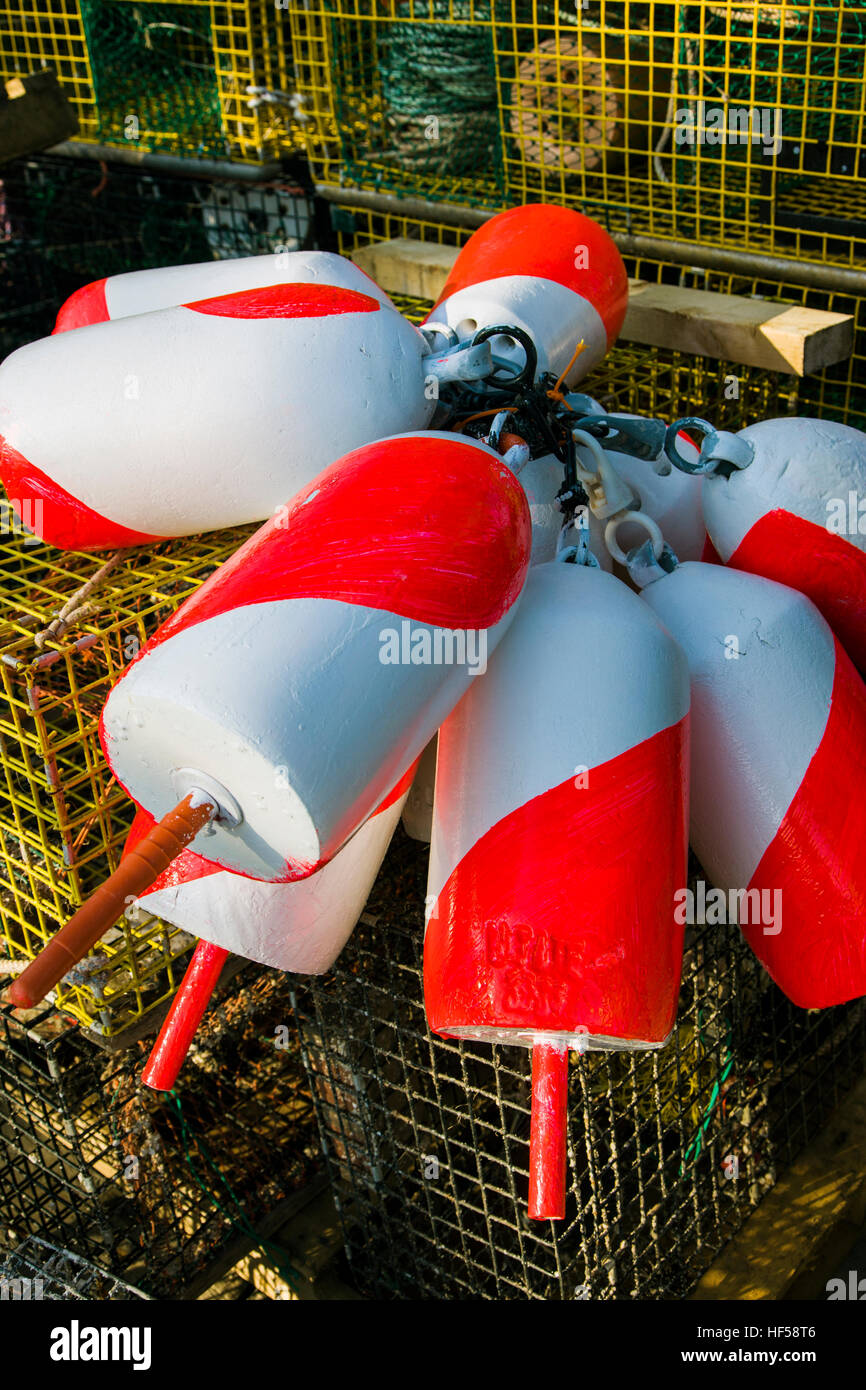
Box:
0 520 256 1041
0 0 302 165
0 965 320 1297
290 830 866 1300
0 152 314 359
289 0 866 267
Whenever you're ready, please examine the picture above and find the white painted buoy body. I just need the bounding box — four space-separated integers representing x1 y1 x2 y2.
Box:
401 737 438 843
702 417 866 671
101 433 531 883
640 560 866 1009
52 249 394 331
0 282 434 549
127 767 412 974
424 204 628 386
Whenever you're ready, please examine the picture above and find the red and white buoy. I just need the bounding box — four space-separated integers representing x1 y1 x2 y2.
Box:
424 204 629 387
425 558 690 1219
51 249 396 331
101 431 530 882
6 432 530 1012
701 416 866 671
636 556 866 1009
130 763 414 1090
0 282 435 549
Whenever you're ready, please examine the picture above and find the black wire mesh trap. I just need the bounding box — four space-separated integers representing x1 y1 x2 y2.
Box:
0 152 314 358
0 1234 149 1299
0 967 321 1297
291 830 866 1300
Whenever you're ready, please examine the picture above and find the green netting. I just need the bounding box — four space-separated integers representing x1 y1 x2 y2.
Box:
702 2 866 156
80 0 228 158
333 1 506 204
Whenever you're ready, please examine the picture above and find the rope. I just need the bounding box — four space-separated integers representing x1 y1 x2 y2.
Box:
376 4 501 180
167 1089 302 1295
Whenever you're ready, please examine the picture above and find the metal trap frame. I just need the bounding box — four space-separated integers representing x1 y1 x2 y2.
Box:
291 1 866 268
0 151 314 359
0 523 257 1041
0 0 301 166
0 1235 149 1300
0 966 320 1297
292 831 866 1300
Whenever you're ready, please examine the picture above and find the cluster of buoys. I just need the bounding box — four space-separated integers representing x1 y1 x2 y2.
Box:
3 204 866 1221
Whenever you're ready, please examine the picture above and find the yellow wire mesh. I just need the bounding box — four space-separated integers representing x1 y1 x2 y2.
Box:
0 0 98 140
0 520 255 1041
290 1 866 268
0 0 300 165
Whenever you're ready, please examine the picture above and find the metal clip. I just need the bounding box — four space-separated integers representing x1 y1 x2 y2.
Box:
572 430 640 519
665 418 755 475
572 413 669 463
421 340 494 384
623 536 680 589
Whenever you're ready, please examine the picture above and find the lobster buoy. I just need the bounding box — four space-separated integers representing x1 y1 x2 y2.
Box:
130 765 413 1090
52 250 395 331
424 204 628 387
637 556 866 1009
425 558 690 1219
0 283 435 549
101 432 530 882
701 417 866 671
129 767 412 972
401 737 438 843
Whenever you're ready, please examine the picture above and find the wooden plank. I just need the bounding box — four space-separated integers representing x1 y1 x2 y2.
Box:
692 1076 866 1301
353 238 460 305
351 238 854 375
623 281 854 376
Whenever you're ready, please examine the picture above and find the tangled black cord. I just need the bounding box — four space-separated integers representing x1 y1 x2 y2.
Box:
437 324 590 524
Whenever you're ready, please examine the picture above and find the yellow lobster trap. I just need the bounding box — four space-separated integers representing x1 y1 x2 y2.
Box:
0 520 255 1043
290 0 866 267
0 0 301 165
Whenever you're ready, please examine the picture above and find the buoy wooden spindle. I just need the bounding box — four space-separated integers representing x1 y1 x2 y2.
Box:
5 792 217 1009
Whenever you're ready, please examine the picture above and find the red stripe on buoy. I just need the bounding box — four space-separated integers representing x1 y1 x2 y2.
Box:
52 278 110 333
374 757 420 815
727 508 866 673
700 533 722 565
184 282 381 319
744 638 866 1009
431 205 628 347
425 716 688 1041
141 436 531 649
0 438 166 551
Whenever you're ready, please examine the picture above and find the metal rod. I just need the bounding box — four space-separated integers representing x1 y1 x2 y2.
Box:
47 140 290 183
316 184 866 296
